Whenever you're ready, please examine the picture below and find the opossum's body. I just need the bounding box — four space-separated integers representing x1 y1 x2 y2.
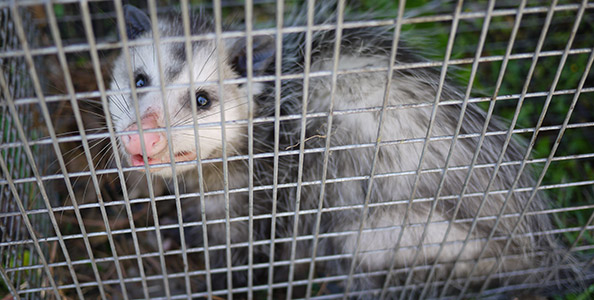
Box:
109 5 572 298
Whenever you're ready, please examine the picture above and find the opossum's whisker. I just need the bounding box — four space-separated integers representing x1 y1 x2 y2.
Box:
94 141 116 168
195 101 249 121
116 96 134 121
204 55 232 82
180 171 187 195
174 125 247 131
74 97 106 107
77 97 104 103
190 134 269 154
197 44 218 80
168 96 247 127
171 101 187 121
52 99 121 123
162 176 172 195
55 143 92 164
110 77 134 120
74 98 108 111
105 154 117 175
125 171 147 199
77 108 111 120
85 144 113 172
136 47 149 71
112 78 135 118
40 127 108 140
50 138 108 172
60 138 112 207
225 132 271 151
70 141 115 180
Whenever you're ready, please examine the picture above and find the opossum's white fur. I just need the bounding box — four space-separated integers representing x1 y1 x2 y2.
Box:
108 4 580 298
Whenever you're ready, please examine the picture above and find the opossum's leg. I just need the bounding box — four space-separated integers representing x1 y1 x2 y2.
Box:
157 192 253 293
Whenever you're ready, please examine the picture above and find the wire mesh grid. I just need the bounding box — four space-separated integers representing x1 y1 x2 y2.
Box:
0 3 56 299
1 0 594 299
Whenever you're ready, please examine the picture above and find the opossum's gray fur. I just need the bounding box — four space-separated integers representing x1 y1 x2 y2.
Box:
109 3 583 299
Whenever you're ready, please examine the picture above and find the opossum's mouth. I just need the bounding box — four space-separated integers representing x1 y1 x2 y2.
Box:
173 150 197 162
129 150 197 169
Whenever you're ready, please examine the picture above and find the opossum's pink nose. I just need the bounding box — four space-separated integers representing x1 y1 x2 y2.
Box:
122 116 166 166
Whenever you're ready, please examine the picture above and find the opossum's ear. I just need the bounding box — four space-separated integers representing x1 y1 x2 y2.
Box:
230 35 275 77
123 5 151 39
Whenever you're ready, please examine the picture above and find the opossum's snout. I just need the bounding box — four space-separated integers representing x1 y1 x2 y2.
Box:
121 114 197 171
122 115 166 166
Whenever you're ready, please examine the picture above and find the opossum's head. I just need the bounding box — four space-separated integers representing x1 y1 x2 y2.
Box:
109 5 274 177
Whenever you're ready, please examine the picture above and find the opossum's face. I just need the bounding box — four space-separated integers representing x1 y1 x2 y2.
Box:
108 6 273 177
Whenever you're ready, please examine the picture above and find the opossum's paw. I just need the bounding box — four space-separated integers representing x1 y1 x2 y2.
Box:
159 216 204 251
159 217 181 251
181 223 205 248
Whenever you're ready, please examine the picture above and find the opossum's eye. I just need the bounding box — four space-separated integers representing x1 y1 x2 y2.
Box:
195 92 211 109
135 74 148 88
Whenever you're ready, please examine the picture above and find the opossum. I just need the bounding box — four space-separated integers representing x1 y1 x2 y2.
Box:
107 4 579 299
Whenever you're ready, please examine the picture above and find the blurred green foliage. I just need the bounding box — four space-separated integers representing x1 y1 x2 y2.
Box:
554 283 594 300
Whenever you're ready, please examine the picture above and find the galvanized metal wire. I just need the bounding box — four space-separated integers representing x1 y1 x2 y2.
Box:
1 0 594 299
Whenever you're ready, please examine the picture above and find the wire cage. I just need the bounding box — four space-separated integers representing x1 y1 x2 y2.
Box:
1 0 594 299
0 3 56 299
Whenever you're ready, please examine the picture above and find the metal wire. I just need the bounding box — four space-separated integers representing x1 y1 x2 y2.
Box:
305 0 347 298
286 0 315 297
267 0 285 298
179 0 214 297
1 1 593 299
